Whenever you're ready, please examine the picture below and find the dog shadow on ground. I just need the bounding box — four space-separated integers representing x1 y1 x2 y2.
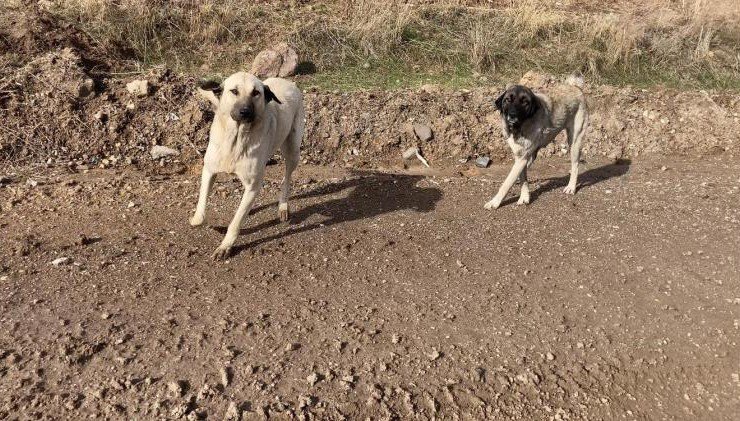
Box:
218 171 443 256
519 158 632 204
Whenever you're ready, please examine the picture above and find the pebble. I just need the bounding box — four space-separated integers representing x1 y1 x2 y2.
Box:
307 372 322 386
150 145 179 160
475 156 491 168
77 78 95 99
51 257 71 266
413 123 433 141
285 342 300 352
220 366 232 387
167 380 186 397
126 79 149 97
298 394 316 409
224 401 240 421
429 349 442 361
546 352 555 361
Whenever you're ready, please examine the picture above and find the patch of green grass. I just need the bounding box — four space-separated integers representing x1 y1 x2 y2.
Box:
297 59 482 91
298 55 740 91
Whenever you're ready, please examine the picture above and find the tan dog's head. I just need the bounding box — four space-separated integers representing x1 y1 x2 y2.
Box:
197 72 281 123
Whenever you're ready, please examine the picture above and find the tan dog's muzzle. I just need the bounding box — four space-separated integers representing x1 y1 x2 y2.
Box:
230 101 255 123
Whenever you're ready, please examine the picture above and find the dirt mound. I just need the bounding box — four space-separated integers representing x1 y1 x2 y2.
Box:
0 2 116 71
0 49 211 166
1 49 738 168
303 83 740 166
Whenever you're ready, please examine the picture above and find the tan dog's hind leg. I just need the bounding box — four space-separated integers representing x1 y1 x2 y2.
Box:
212 174 263 260
485 158 528 209
278 124 302 222
190 167 215 226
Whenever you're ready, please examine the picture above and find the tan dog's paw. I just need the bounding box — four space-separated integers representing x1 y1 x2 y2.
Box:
189 214 205 227
211 246 232 260
278 203 289 222
484 197 502 210
517 195 530 205
563 185 576 195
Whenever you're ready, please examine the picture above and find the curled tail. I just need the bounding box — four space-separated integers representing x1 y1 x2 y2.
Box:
565 73 585 89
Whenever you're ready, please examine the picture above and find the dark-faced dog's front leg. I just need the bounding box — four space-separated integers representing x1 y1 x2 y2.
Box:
485 157 528 209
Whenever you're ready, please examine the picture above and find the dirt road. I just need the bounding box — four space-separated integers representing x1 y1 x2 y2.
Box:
1 156 739 420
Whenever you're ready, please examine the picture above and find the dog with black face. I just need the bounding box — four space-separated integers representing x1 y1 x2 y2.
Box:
191 72 304 259
484 75 589 209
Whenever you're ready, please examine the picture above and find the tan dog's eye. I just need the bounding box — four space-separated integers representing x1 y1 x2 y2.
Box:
252 89 260 97
230 88 238 95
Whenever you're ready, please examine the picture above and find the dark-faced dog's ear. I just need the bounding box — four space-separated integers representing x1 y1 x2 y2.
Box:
494 91 505 112
526 88 540 118
263 85 282 104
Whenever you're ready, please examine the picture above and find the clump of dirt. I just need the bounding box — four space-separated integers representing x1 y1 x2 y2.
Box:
0 48 212 165
0 1 119 70
1 48 738 168
302 82 740 166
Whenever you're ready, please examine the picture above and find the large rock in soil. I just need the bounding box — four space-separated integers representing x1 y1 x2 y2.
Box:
250 43 298 79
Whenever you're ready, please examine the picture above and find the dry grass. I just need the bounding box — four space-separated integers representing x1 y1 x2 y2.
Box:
38 0 740 88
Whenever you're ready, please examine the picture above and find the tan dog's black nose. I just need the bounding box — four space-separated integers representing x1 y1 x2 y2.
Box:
230 106 254 122
240 108 254 121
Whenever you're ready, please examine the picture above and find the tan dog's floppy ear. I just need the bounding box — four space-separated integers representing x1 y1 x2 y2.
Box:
263 85 282 104
196 79 222 108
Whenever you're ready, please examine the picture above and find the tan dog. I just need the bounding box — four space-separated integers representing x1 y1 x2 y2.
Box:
191 72 304 259
484 75 589 209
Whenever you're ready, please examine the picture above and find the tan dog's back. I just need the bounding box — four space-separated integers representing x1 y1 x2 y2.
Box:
263 78 303 152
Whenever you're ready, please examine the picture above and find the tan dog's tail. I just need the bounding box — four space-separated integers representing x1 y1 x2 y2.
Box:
196 79 222 108
565 73 585 89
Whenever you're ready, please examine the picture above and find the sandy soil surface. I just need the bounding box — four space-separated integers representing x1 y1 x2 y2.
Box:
1 156 739 420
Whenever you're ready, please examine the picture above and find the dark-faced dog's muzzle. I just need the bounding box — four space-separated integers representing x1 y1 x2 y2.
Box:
505 112 520 125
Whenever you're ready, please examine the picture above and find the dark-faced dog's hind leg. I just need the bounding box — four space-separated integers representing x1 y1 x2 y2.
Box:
517 165 530 205
564 105 588 195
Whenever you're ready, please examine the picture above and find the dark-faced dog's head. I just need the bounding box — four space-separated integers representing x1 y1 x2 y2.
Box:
197 72 281 123
494 84 539 128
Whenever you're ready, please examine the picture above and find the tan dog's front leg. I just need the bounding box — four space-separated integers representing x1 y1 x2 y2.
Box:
190 167 215 226
212 177 262 260
485 158 527 209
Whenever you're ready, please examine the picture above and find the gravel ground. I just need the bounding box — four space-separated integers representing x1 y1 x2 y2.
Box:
1 156 739 420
